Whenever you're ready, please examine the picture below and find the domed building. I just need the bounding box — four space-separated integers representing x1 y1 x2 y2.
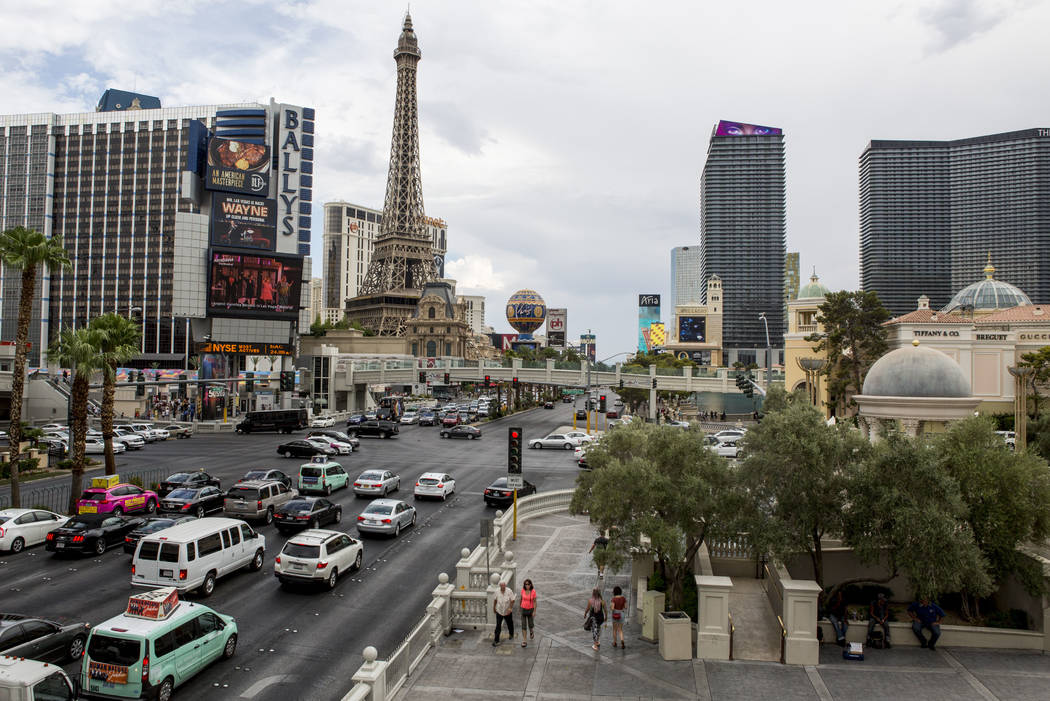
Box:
783 271 833 414
854 340 980 439
942 255 1032 315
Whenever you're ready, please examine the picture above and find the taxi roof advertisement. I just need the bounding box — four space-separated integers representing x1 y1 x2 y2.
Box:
206 136 271 196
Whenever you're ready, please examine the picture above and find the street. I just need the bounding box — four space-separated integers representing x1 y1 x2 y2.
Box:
0 402 588 700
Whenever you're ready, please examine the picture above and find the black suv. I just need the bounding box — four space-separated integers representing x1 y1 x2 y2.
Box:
346 419 399 439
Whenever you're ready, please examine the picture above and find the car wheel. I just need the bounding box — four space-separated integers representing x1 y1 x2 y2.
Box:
310 518 319 529
222 633 237 660
68 633 86 661
249 548 264 571
440 432 447 439
441 490 447 502
200 571 217 597
93 539 106 555
157 676 175 701
394 480 400 492
195 506 205 519
264 507 274 525
10 537 24 554
468 434 475 440
353 550 362 571
393 522 401 537
326 567 338 589
324 484 332 496
410 512 417 527
279 449 288 457
563 443 572 450
333 509 342 523
112 506 123 517
534 443 542 449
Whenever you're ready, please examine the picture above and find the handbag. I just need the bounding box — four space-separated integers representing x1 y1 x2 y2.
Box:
584 616 593 631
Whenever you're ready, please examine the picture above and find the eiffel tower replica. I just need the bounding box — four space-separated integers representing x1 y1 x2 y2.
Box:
346 12 439 336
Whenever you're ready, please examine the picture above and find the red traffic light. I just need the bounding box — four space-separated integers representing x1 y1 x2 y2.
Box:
510 431 519 439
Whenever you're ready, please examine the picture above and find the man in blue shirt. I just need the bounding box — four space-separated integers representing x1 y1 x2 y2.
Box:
907 597 945 650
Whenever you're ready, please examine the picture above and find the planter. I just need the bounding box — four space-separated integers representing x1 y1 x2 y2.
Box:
658 611 692 660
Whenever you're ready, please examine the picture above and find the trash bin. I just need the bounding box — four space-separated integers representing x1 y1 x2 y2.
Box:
658 611 693 660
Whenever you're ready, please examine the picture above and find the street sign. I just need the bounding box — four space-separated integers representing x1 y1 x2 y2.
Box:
507 475 523 489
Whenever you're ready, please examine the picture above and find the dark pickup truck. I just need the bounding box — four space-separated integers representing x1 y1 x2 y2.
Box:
346 419 400 439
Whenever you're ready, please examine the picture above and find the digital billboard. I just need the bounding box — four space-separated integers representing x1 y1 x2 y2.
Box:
715 120 782 137
678 316 707 343
547 308 567 348
206 137 271 196
580 333 596 362
207 249 303 320
210 193 277 251
638 294 661 353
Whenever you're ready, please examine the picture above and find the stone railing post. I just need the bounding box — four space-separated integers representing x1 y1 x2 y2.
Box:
500 550 517 590
455 548 473 589
782 579 821 665
493 510 504 551
695 575 732 660
429 573 454 640
351 646 387 701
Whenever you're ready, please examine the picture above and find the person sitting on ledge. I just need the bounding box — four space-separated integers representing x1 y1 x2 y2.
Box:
907 596 945 650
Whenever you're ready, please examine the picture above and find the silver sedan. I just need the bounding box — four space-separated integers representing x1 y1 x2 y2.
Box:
356 499 416 537
353 470 400 497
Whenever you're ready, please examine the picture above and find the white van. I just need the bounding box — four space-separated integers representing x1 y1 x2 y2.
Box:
0 656 76 700
131 517 266 597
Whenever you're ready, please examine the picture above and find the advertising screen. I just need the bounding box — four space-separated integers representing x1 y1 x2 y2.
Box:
210 193 277 251
715 120 782 137
206 137 271 196
638 294 661 353
678 316 707 343
547 308 567 348
207 249 303 320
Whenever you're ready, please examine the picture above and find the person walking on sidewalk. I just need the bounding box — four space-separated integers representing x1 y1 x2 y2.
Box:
589 532 609 578
520 579 537 647
610 586 628 649
492 580 516 647
584 588 607 650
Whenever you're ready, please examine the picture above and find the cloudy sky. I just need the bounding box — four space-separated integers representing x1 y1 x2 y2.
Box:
2 0 1048 356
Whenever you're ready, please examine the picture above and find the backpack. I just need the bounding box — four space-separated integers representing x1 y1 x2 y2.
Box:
866 629 885 649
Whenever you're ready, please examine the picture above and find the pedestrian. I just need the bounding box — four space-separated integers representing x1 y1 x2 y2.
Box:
867 593 892 648
907 596 945 650
584 587 607 650
610 585 627 649
519 579 537 647
826 589 849 647
492 580 515 647
588 532 609 578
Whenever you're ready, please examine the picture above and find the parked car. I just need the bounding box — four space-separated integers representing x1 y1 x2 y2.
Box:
562 431 594 445
223 480 298 524
347 420 399 439
122 516 196 554
162 424 193 438
441 413 460 428
298 459 351 496
414 472 455 501
310 415 336 428
529 433 577 450
666 420 690 428
159 470 221 497
46 514 145 556
306 435 354 455
0 508 67 554
110 430 145 450
0 614 91 663
275 529 362 589
353 469 400 498
484 478 537 507
605 410 620 419
356 499 416 537
84 437 125 455
118 424 155 443
277 439 335 458
440 425 482 440
38 423 67 432
575 409 587 420
273 498 342 533
159 486 226 519
114 426 148 447
76 483 159 516
543 401 554 409
709 440 741 458
239 469 292 489
307 429 360 450
713 428 746 441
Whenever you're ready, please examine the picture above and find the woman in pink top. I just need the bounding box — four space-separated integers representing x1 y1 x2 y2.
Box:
520 579 537 647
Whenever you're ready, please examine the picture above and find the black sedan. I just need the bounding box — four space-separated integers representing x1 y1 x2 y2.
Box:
0 614 91 663
46 515 144 556
274 497 343 533
575 409 587 420
440 425 482 440
239 469 293 489
159 486 225 519
123 516 196 554
347 420 399 439
158 470 221 496
277 440 334 458
483 478 537 507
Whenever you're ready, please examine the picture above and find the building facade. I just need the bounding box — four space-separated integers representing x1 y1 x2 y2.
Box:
860 128 1050 317
670 245 703 306
457 294 485 334
308 277 323 324
784 251 799 327
699 119 786 363
664 276 724 366
405 281 474 359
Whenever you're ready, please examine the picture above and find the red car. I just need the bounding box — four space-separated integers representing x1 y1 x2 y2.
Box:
441 413 460 427
76 484 159 516
606 410 619 419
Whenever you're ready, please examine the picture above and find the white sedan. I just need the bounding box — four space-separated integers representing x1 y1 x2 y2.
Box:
274 529 363 589
414 472 455 501
0 509 67 553
529 433 577 450
708 440 741 459
306 436 354 455
85 437 125 455
310 415 336 428
563 431 594 445
400 411 419 425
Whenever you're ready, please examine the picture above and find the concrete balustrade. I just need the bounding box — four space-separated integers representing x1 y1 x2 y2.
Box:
695 575 734 660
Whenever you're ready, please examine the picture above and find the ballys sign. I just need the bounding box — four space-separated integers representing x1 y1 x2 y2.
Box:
277 107 303 240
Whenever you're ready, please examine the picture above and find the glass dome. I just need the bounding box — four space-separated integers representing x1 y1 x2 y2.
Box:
941 257 1031 314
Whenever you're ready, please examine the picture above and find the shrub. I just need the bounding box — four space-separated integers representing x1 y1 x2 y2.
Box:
127 474 144 488
56 459 76 471
150 482 160 493
985 608 1030 630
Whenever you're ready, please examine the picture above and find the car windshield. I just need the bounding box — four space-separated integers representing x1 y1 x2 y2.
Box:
364 505 393 515
140 519 175 533
225 487 258 500
491 479 508 488
166 473 191 482
283 500 313 512
243 471 268 480
65 518 102 531
0 516 9 525
282 543 320 558
359 471 383 481
88 633 141 666
167 489 198 499
301 467 322 477
79 491 108 501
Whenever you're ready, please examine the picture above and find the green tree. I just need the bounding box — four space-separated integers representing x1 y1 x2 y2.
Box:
806 290 891 417
1018 346 1050 417
735 388 870 588
570 422 737 610
0 226 71 507
88 314 141 475
932 416 1050 617
48 328 100 514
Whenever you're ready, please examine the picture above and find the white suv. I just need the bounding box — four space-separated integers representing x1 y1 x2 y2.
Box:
274 529 363 589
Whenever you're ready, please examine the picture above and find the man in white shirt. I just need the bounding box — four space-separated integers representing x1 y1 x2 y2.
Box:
492 580 516 647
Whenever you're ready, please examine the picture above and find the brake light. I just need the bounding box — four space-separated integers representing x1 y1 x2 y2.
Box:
0 527 4 538
257 500 263 509
316 561 328 569
437 483 444 488
382 518 392 524
46 532 54 541
182 504 192 510
179 569 187 581
125 537 132 543
131 565 135 575
275 556 281 564
357 516 365 521
142 655 149 683
354 483 361 487
72 535 84 543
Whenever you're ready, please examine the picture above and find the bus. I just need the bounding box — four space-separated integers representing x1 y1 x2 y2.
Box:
235 408 308 434
375 395 404 421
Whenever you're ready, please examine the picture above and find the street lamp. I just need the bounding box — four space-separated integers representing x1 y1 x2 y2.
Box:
758 313 772 390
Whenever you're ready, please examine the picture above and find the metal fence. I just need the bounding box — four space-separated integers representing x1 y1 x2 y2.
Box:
1 467 170 515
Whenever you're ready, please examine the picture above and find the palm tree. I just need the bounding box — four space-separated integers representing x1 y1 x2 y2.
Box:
48 328 100 514
0 226 71 507
88 314 141 475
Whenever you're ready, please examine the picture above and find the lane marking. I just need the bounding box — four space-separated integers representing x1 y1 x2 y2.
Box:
239 673 291 698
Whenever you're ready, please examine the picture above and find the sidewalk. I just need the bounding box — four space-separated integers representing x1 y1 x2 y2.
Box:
395 513 1050 700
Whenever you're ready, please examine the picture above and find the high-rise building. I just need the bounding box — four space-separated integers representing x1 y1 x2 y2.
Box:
457 295 485 334
0 93 312 367
860 128 1050 316
670 246 703 306
699 119 786 364
308 278 324 324
784 251 800 329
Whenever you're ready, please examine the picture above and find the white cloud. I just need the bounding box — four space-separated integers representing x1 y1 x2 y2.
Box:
444 255 508 293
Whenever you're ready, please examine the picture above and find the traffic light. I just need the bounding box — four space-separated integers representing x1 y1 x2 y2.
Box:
619 378 624 389
651 378 657 390
418 371 426 383
484 375 491 388
245 372 255 392
135 371 145 397
743 372 755 399
280 370 295 392
512 377 519 387
599 395 607 412
443 372 450 385
508 427 523 475
735 373 748 391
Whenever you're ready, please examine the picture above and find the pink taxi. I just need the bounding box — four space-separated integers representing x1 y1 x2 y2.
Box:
77 483 159 516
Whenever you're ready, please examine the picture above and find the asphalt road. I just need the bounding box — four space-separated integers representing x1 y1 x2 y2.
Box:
0 401 591 700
